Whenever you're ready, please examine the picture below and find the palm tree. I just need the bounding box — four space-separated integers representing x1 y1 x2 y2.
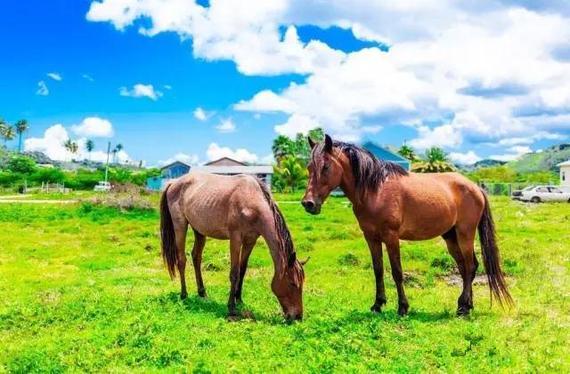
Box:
15 119 29 153
63 139 79 161
412 146 455 173
273 155 308 192
0 119 6 148
112 143 123 164
0 123 16 146
272 135 293 165
85 139 95 160
398 144 417 162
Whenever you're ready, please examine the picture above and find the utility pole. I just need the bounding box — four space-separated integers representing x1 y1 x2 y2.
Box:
104 141 111 183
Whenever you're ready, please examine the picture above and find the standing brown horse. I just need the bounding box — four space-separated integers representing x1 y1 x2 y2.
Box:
160 172 305 320
302 135 512 316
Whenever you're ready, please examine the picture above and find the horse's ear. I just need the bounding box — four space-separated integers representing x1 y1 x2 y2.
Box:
324 134 333 153
308 137 316 149
288 252 297 267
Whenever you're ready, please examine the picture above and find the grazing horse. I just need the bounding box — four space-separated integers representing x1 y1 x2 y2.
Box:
302 135 512 316
160 172 305 321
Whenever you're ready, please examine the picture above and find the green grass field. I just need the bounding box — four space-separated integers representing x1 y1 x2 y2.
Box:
1 194 568 372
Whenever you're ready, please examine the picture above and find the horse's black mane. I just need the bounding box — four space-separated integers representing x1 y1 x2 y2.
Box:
332 140 408 193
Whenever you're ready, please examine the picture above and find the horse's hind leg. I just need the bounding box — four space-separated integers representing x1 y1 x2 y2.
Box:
236 237 257 304
443 231 468 315
173 220 189 300
447 227 478 315
191 228 207 297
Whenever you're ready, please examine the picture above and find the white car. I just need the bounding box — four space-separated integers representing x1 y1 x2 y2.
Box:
516 185 570 203
93 181 112 192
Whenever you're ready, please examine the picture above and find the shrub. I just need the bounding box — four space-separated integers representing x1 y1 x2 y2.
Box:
7 155 37 174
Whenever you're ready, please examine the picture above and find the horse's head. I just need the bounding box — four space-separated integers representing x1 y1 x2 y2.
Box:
272 252 306 321
302 134 344 215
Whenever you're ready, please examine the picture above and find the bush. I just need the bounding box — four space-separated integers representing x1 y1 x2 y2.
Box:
30 167 65 184
7 156 37 174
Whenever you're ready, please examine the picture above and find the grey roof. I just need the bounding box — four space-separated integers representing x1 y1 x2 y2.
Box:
193 165 273 174
557 160 570 166
160 160 192 171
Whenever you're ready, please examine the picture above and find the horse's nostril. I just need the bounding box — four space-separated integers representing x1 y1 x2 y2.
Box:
302 200 315 210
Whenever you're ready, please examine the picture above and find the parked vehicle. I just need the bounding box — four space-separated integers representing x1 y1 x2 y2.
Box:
513 185 570 203
93 181 112 192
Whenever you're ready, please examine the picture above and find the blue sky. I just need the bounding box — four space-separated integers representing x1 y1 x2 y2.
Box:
1 0 569 165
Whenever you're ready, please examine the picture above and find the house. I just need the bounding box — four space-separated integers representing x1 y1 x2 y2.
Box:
558 160 570 188
194 157 273 186
146 160 192 190
362 141 411 171
147 157 273 191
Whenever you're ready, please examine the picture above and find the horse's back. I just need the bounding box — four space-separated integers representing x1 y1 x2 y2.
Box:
395 172 484 240
168 172 266 239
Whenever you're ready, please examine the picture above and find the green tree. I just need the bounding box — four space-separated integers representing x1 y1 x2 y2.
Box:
63 139 79 161
85 139 95 160
15 119 29 153
113 144 124 164
272 135 295 165
7 155 37 174
273 155 308 192
0 123 16 145
398 144 417 161
412 147 455 173
271 128 325 166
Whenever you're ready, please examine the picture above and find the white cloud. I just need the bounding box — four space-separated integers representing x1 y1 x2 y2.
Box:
490 145 533 161
119 83 163 100
82 74 94 82
206 143 258 163
193 107 209 121
36 81 49 96
215 118 236 133
47 72 62 81
87 0 570 152
449 151 481 165
71 117 114 138
409 124 463 150
25 123 130 163
158 152 199 166
274 114 320 138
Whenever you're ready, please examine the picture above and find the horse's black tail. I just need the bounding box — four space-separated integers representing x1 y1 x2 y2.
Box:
255 178 296 266
478 190 513 307
160 184 177 279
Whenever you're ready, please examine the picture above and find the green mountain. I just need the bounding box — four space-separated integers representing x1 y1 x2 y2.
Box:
507 143 570 173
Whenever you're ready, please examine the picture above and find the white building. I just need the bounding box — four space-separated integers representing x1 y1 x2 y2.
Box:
558 160 570 188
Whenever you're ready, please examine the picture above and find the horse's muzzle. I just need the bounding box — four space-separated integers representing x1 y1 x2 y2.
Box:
301 200 321 215
285 312 303 322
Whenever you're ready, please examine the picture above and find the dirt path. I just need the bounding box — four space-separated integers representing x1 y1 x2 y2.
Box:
0 199 78 204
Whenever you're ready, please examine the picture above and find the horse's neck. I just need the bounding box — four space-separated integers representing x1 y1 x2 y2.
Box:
260 222 288 276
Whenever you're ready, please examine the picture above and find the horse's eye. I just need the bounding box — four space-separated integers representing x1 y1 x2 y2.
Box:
322 164 330 173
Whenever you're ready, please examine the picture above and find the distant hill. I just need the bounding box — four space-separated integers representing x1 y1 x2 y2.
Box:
507 143 570 173
473 159 507 168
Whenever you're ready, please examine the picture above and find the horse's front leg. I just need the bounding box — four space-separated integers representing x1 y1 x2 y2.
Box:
365 234 386 313
385 234 409 316
236 238 257 304
227 234 242 319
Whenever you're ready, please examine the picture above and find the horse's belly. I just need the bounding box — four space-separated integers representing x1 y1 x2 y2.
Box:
183 191 231 240
399 200 456 241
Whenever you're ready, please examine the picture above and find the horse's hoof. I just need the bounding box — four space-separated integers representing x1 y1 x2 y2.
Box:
456 306 471 316
180 292 188 300
241 310 255 320
198 289 207 298
370 303 384 313
227 314 240 322
397 304 409 316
